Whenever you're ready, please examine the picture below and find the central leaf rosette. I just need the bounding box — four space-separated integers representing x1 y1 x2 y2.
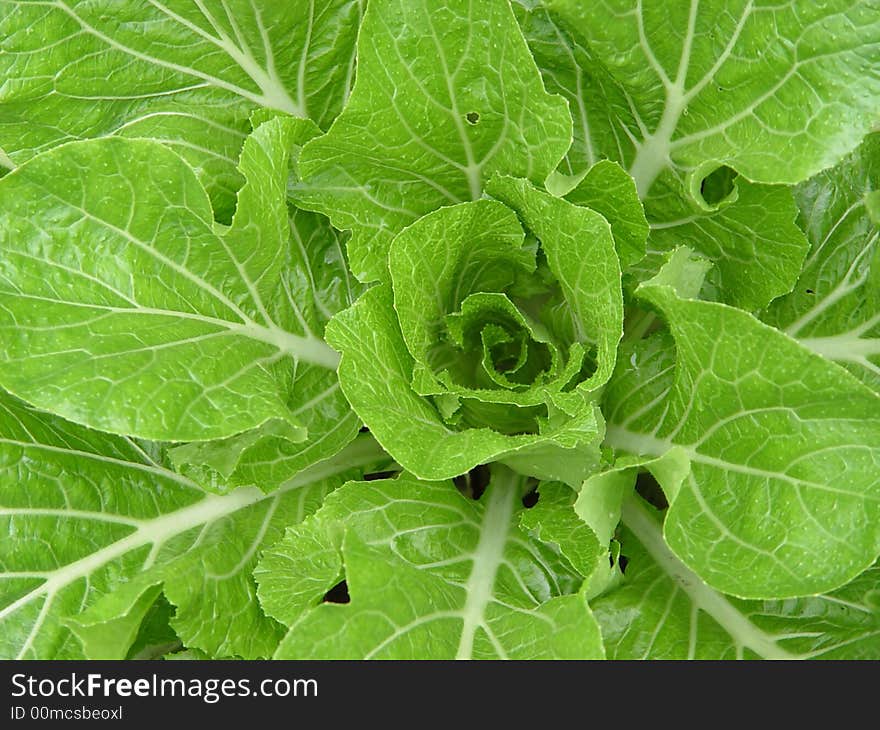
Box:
327 178 624 484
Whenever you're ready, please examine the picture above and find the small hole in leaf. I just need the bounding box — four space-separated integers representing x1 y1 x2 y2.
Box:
699 165 737 206
805 288 815 295
521 487 539 509
359 425 370 433
454 464 491 500
322 580 350 604
364 470 397 481
465 111 480 125
635 471 668 510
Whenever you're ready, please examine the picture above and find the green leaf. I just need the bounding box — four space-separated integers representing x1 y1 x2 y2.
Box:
292 0 572 282
577 446 690 547
168 207 365 492
0 116 344 441
763 133 880 392
0 391 387 659
603 260 880 599
487 176 624 393
258 469 604 659
0 0 363 218
168 385 360 494
548 0 880 196
66 583 168 661
513 3 635 178
124 593 181 660
327 283 601 482
641 175 809 310
521 0 866 307
563 160 649 270
594 495 880 659
519 481 603 579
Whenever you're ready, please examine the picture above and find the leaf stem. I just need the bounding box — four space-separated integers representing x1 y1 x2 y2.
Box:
0 147 14 172
622 308 657 346
456 464 521 659
620 494 796 660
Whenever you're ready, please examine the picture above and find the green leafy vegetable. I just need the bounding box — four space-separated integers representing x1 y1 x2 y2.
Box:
258 469 604 659
0 391 386 659
1 0 879 661
292 0 572 281
0 0 362 217
763 133 880 392
602 252 880 598
326 186 621 483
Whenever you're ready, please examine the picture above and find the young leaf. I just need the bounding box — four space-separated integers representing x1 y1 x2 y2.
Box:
0 116 342 441
292 0 572 281
326 193 622 483
486 176 624 394
258 469 604 659
603 257 880 599
327 284 602 482
0 0 362 217
0 391 387 659
764 133 880 392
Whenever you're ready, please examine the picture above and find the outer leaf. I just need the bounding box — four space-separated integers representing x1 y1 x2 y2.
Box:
512 3 635 177
258 470 604 659
0 117 341 441
168 375 360 494
293 0 572 281
0 391 387 659
0 0 362 217
595 496 880 659
520 1 856 308
169 207 364 492
603 264 880 599
764 133 880 392
549 0 880 196
642 175 808 310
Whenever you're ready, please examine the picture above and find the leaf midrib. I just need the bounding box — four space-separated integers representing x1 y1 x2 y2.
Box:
620 495 794 660
54 0 303 115
0 435 386 655
12 173 340 369
455 474 518 659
